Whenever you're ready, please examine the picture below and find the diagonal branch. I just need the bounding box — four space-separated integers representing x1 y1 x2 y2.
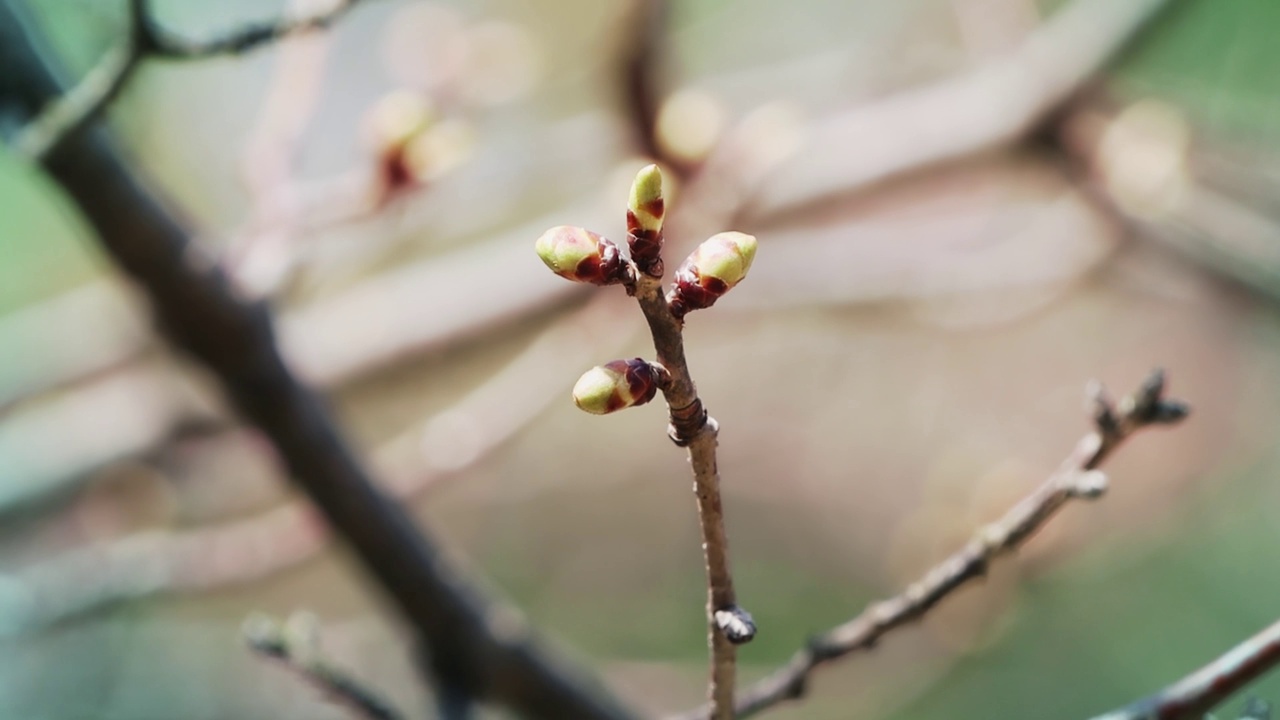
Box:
138 0 367 58
1089 618 1280 720
670 369 1188 720
244 611 404 720
10 0 145 161
1 295 634 634
0 5 636 719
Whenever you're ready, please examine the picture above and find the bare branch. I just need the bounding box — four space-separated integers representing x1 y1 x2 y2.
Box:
244 611 404 720
0 6 636 717
621 169 753 719
670 369 1188 720
1089 618 1280 720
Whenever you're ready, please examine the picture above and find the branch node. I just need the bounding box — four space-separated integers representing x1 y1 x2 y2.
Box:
667 400 710 446
714 605 757 645
1068 469 1110 499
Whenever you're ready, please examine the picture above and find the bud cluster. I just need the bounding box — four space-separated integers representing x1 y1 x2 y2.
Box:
533 164 758 415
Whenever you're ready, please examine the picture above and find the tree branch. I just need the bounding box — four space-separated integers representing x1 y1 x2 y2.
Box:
1089 618 1280 720
139 0 365 58
0 5 636 718
7 0 375 162
670 369 1188 720
244 611 404 720
621 171 754 720
11 38 137 161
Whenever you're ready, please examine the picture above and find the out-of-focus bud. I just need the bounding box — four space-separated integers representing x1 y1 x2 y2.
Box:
535 226 627 285
365 90 437 193
403 118 476 183
667 231 758 318
656 88 726 166
627 164 666 277
572 358 660 415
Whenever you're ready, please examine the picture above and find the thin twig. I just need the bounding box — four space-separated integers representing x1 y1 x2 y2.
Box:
624 172 753 720
139 0 365 58
670 369 1188 720
9 0 374 162
1089 618 1280 720
244 612 404 720
0 6 637 717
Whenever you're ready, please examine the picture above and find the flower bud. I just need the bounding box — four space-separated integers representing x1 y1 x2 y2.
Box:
667 231 757 318
535 226 627 285
364 90 437 197
572 358 660 415
627 164 666 276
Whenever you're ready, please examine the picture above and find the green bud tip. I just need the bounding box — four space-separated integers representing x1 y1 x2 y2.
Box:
628 164 666 235
368 90 435 151
572 359 659 415
534 225 624 285
692 231 757 288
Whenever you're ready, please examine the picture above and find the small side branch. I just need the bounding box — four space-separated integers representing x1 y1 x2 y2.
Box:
670 369 1187 720
8 0 374 161
139 0 366 58
244 612 404 720
11 0 146 161
1089 619 1280 720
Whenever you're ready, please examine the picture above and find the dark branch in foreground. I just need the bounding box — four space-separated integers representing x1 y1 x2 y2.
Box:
244 612 403 720
1089 618 1280 720
670 369 1188 720
0 6 635 719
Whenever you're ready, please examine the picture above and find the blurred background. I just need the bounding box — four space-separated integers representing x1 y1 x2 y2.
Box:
2 0 1280 718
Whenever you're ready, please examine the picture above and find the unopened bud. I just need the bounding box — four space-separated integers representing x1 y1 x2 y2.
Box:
535 226 627 285
627 164 666 276
667 231 757 318
572 358 660 415
365 90 437 194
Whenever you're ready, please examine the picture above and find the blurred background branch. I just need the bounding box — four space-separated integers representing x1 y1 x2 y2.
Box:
1091 618 1280 720
3 0 1280 717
